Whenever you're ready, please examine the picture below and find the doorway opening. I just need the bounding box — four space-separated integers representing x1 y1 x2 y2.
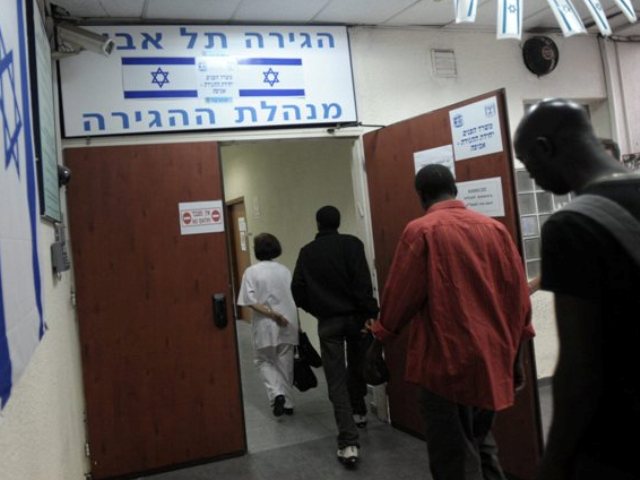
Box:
220 136 378 453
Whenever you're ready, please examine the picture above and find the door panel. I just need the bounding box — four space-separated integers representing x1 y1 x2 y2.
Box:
364 90 542 480
65 142 245 479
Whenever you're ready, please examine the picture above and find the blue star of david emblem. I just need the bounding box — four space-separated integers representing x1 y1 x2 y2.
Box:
150 67 170 88
453 114 463 128
263 68 279 87
0 29 22 178
508 4 518 13
562 4 572 12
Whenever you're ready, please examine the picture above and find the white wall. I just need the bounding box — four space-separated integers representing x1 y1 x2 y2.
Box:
614 41 640 154
0 217 87 480
221 138 359 347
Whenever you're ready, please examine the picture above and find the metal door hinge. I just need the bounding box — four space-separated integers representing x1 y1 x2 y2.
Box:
84 442 91 457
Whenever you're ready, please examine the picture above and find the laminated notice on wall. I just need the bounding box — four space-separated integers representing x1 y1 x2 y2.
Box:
179 200 225 235
457 177 505 217
449 96 503 161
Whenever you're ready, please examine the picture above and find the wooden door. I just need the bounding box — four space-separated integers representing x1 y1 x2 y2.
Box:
65 142 245 479
226 199 252 321
364 90 542 480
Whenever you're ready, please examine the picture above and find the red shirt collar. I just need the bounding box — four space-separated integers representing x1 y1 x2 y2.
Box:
426 199 466 214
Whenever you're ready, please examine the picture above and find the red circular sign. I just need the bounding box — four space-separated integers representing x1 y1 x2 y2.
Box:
182 212 192 225
211 209 221 222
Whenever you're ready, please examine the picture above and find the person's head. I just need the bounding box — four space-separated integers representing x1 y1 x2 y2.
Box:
600 138 621 162
514 99 612 194
316 205 340 231
253 233 282 261
415 164 457 211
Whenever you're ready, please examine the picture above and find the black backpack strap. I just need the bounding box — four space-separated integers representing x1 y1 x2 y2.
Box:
561 194 640 267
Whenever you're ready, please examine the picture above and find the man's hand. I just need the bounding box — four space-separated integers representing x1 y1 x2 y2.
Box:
361 318 375 334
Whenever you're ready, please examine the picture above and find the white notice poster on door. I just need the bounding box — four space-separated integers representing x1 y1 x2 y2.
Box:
179 200 225 235
413 145 455 177
449 96 503 161
457 177 505 217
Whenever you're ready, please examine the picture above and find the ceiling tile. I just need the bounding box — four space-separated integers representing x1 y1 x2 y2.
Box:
143 0 242 21
383 0 456 25
53 0 107 17
231 0 329 23
314 0 421 24
101 0 145 17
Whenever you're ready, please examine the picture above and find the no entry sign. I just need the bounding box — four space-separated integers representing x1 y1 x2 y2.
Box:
178 200 225 235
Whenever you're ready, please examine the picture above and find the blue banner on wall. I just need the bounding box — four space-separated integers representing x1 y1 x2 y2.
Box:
0 0 45 410
58 25 358 137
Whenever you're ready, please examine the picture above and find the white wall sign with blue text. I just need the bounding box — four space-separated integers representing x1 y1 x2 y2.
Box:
449 96 504 161
0 0 45 411
58 25 357 137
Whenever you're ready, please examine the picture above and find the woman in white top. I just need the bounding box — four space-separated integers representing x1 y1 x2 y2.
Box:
237 233 299 417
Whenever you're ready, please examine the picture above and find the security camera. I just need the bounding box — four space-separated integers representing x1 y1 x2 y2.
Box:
57 165 71 187
56 23 114 56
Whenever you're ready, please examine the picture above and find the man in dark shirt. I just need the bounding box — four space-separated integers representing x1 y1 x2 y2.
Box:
514 98 640 480
292 205 379 467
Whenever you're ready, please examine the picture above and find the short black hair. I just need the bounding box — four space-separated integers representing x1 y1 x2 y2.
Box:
316 205 340 230
254 233 282 261
415 164 457 201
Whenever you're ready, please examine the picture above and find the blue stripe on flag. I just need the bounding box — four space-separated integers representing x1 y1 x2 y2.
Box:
553 0 574 30
124 90 198 99
239 89 305 97
238 58 302 65
467 0 475 17
618 0 634 16
17 0 43 337
588 0 608 30
0 255 12 408
122 57 196 65
502 0 508 33
517 0 521 33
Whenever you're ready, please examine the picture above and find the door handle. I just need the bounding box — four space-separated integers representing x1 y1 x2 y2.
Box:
212 294 227 329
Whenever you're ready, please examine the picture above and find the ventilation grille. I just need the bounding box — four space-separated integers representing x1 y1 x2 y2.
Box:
431 49 457 78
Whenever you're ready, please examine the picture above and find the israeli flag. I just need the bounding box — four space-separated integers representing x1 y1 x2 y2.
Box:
497 0 523 39
1 0 44 410
582 0 612 35
121 57 198 99
613 0 637 23
236 58 305 97
547 0 587 36
455 0 478 23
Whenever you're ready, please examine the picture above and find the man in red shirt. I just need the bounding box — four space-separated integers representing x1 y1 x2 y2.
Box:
368 164 534 480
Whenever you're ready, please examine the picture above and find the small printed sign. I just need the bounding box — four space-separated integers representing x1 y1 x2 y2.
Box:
413 145 455 177
178 200 225 235
457 177 505 217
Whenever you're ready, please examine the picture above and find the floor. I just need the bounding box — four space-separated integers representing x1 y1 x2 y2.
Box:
143 322 553 480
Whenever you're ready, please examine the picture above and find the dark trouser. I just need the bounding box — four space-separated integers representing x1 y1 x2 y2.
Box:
420 388 506 480
318 315 368 449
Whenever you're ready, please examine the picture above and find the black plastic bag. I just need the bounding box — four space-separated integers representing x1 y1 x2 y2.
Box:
298 330 322 368
362 332 390 386
293 353 318 392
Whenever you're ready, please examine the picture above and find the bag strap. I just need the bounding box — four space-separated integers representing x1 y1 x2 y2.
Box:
561 194 640 267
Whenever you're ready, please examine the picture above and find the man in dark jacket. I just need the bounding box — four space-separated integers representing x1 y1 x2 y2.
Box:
292 205 379 467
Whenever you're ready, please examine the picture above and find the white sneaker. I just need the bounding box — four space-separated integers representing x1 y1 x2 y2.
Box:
337 445 359 466
353 414 367 428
